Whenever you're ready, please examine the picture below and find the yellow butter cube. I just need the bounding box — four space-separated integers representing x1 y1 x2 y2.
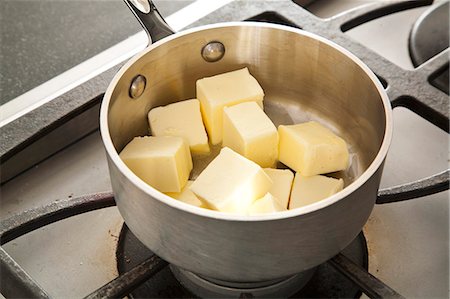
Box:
278 121 349 176
190 147 272 214
263 168 294 208
248 193 286 215
119 136 192 193
289 173 343 209
166 181 204 208
223 102 278 167
196 68 264 145
148 99 210 155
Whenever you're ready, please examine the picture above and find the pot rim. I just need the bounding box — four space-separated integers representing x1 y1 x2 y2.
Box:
100 21 393 221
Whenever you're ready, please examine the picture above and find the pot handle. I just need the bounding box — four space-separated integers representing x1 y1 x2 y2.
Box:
376 170 449 204
123 0 174 44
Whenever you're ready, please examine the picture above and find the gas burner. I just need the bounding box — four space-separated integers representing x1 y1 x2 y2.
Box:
170 265 315 298
0 193 405 298
1 1 448 298
116 224 367 298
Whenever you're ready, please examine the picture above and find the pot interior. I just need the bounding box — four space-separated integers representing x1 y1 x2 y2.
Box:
106 23 388 187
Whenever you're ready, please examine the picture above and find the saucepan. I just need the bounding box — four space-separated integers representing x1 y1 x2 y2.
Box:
100 0 391 282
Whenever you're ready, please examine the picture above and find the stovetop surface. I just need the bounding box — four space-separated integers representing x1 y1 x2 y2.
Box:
1 1 448 298
0 0 193 105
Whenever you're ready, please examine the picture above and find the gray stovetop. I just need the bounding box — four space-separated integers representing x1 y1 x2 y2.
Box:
0 1 448 298
0 0 193 105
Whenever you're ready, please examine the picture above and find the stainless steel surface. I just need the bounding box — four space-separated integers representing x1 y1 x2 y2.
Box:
0 247 49 298
100 22 392 282
171 265 315 298
0 133 122 298
129 0 151 13
1 2 447 296
409 1 449 94
129 75 147 99
124 0 174 43
84 254 168 299
0 0 221 184
2 112 447 297
329 253 404 299
0 101 103 184
409 1 449 66
201 41 226 62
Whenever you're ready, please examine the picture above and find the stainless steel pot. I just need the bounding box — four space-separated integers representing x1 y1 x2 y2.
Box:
100 1 392 282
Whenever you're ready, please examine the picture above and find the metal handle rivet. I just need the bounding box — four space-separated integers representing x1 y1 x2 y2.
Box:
128 0 151 13
129 75 146 99
201 41 225 62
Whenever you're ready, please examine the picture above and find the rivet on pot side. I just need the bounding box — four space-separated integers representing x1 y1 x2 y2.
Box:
201 41 225 62
129 75 147 99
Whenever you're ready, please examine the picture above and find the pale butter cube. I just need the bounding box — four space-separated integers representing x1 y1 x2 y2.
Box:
190 147 272 214
166 181 204 208
223 102 278 167
196 67 264 144
248 193 286 215
148 99 210 154
278 121 349 176
119 136 192 193
289 173 344 209
263 168 294 208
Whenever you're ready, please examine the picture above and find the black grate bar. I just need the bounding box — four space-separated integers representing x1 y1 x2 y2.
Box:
0 192 115 245
283 0 448 126
1 0 447 209
191 0 318 29
417 48 450 77
84 255 168 299
0 193 116 298
0 246 50 298
214 0 448 130
329 253 405 299
335 0 434 32
392 95 449 133
377 170 449 204
0 1 448 297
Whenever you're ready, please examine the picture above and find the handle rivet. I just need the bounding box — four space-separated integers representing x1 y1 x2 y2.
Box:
129 75 146 99
201 41 225 62
128 0 151 13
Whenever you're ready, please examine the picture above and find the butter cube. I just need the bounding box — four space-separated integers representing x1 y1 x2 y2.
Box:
190 147 272 214
248 193 286 215
289 173 344 209
148 99 210 155
278 121 349 176
196 67 264 144
263 168 294 208
223 102 278 167
119 136 192 193
166 181 204 208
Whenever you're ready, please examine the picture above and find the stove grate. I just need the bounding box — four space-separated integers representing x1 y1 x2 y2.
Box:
0 194 402 299
0 0 448 298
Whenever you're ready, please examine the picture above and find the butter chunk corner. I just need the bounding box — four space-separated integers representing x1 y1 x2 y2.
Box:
263 168 294 208
119 136 192 193
278 121 349 176
248 193 287 215
223 102 278 168
190 147 272 214
148 99 210 155
289 173 344 210
166 181 204 208
196 67 265 144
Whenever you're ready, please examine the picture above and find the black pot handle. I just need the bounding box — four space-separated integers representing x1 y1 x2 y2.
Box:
377 169 449 204
123 0 174 44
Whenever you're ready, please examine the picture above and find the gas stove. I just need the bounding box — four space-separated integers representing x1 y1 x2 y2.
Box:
1 1 448 298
